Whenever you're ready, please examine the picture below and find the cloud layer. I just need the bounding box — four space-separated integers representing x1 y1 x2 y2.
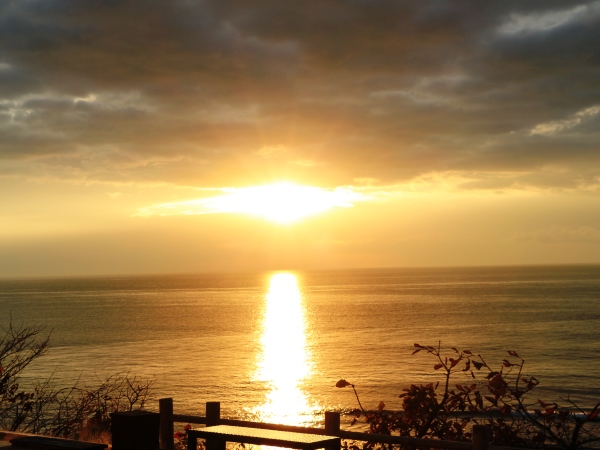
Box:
2 0 599 191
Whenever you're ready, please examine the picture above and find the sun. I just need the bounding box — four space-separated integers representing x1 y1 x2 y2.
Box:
210 182 359 224
137 181 367 223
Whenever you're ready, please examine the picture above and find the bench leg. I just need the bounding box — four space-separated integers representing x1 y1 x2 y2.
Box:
187 434 196 450
205 439 225 450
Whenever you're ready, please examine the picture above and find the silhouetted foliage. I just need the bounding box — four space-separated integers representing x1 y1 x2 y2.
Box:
338 343 600 450
0 320 153 442
0 320 50 431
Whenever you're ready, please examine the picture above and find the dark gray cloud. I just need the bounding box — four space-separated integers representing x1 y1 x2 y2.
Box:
1 0 599 188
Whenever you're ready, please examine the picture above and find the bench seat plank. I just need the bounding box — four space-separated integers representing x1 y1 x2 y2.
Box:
189 425 340 450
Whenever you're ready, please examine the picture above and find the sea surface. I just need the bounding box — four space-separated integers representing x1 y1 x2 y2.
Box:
1 265 599 427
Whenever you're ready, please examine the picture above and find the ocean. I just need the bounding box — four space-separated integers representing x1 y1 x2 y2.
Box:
0 265 599 427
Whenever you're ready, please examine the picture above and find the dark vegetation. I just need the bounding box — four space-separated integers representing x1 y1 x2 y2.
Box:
338 343 600 450
0 321 152 442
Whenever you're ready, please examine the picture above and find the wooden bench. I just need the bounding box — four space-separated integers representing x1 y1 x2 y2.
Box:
188 425 341 450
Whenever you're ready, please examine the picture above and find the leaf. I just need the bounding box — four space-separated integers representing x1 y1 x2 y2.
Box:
508 350 520 358
412 344 425 354
472 360 484 370
336 379 351 388
434 363 443 370
486 371 499 380
485 396 498 406
378 401 385 411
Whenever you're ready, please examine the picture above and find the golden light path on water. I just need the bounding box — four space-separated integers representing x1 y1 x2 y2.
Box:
252 273 320 425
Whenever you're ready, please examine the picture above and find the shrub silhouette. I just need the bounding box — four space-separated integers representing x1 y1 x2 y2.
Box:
0 320 153 442
338 343 600 449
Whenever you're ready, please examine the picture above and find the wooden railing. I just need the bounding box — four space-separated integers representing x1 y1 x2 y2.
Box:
157 398 519 450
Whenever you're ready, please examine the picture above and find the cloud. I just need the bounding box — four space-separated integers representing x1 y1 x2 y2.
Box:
256 145 288 158
290 159 320 168
496 3 597 36
1 1 599 191
530 105 600 136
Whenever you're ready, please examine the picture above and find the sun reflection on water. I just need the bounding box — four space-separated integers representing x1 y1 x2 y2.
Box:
252 272 319 425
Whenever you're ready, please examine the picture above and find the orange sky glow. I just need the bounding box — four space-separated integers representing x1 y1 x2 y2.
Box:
1 2 600 277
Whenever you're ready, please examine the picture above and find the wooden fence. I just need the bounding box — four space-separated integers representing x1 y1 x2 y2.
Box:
157 398 518 450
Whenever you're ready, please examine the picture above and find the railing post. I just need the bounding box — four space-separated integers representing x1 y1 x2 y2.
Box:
206 402 221 426
159 398 175 450
111 411 160 450
205 402 224 450
472 425 488 450
325 412 341 450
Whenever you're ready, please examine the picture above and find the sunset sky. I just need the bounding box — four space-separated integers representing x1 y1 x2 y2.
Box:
1 1 600 277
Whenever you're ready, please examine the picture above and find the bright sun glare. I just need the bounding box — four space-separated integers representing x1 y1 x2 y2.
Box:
138 181 367 224
214 182 356 223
